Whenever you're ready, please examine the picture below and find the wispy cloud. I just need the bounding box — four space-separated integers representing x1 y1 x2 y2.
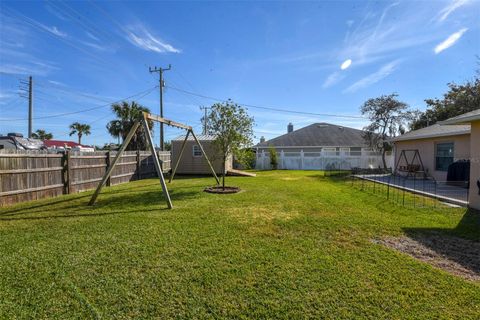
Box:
434 28 468 54
43 25 67 38
86 32 100 42
322 72 345 89
0 61 58 76
344 60 401 93
125 25 180 53
437 0 470 22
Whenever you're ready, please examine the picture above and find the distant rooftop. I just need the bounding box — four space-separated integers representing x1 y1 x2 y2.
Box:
391 124 470 142
256 122 370 147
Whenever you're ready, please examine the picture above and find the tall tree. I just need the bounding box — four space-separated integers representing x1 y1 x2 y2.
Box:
69 122 91 145
361 93 412 169
411 75 480 130
106 101 153 151
207 100 254 189
31 129 53 140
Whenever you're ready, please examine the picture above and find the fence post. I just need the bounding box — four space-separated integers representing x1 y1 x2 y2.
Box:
136 150 141 180
387 175 390 200
300 149 304 170
62 151 68 195
106 151 111 187
66 151 72 194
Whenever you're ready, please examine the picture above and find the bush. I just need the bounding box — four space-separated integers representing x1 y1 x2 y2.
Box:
269 147 278 170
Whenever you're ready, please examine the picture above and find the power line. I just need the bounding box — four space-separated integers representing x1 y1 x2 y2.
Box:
166 85 366 120
0 86 157 122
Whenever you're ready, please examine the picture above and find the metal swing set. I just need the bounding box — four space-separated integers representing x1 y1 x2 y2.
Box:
88 112 220 209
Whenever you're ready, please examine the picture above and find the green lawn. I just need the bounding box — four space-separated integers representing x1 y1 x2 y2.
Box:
0 171 479 319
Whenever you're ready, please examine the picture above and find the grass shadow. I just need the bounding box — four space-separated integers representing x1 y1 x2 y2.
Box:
0 188 201 221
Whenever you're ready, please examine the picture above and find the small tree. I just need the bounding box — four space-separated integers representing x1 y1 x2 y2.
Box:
31 129 53 140
69 122 91 145
269 146 278 170
360 93 412 169
207 100 254 189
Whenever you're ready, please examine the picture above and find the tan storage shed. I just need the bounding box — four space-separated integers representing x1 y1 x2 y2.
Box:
171 135 232 175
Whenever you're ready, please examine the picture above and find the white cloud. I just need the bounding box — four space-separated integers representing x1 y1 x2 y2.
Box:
126 25 180 53
322 72 345 89
437 0 470 22
44 25 67 37
340 59 352 70
434 28 468 54
344 60 400 93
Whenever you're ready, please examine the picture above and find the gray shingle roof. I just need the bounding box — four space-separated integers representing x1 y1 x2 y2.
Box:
440 109 480 125
256 123 370 147
172 134 216 141
391 124 470 142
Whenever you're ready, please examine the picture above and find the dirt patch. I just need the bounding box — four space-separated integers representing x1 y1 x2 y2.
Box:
374 233 480 282
204 186 241 194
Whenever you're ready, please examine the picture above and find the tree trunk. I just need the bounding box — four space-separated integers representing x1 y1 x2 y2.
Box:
222 156 226 190
78 134 82 145
382 149 387 171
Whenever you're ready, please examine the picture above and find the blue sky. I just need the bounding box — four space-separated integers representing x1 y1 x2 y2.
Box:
0 0 479 146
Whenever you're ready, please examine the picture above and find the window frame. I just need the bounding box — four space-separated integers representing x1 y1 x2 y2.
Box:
192 145 202 157
435 141 454 172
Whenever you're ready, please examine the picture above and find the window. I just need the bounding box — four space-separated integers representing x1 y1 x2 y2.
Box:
192 145 202 157
435 142 454 171
339 147 350 156
322 147 336 156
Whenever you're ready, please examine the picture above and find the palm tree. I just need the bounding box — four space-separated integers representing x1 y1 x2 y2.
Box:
31 129 53 140
69 122 91 145
106 101 152 150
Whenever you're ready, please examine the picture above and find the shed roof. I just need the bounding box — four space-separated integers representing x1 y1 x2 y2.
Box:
440 109 480 125
256 123 370 147
391 124 470 142
172 134 216 141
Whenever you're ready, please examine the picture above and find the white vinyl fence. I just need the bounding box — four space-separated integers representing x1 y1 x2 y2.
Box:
256 150 393 171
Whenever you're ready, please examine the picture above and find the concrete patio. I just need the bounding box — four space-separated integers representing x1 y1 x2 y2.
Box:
355 174 469 206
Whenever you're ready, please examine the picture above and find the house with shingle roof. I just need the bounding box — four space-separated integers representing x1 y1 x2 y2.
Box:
391 123 471 182
255 123 388 170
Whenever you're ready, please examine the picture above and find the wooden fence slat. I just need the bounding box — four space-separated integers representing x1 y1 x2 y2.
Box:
0 150 171 206
0 184 65 197
70 164 107 170
0 167 63 174
0 154 62 158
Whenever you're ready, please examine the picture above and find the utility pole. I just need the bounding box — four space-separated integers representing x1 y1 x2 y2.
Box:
200 106 210 135
19 76 33 138
149 64 171 150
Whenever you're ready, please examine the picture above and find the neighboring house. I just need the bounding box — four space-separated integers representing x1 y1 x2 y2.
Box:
255 122 389 170
440 109 480 210
171 135 232 175
43 140 95 152
391 124 471 182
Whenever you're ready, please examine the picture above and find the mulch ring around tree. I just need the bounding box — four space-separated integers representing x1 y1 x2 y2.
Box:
373 233 480 282
204 186 241 194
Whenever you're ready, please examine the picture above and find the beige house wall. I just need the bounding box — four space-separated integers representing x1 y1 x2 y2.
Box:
393 134 470 181
469 121 480 210
171 140 232 175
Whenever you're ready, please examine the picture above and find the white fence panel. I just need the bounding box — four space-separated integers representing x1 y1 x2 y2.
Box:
256 150 392 171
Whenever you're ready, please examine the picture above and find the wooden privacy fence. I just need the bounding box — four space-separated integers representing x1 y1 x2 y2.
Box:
0 150 171 207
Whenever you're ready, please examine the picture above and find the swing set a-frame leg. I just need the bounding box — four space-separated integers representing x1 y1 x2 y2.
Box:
142 116 173 209
190 130 220 185
169 130 190 183
89 121 141 206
